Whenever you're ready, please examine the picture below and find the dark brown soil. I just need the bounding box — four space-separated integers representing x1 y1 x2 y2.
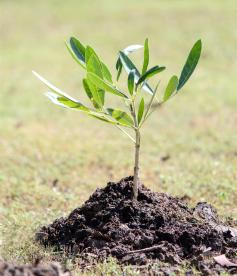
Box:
36 176 237 275
0 259 71 276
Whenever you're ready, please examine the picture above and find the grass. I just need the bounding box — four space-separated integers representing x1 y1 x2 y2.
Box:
0 0 237 274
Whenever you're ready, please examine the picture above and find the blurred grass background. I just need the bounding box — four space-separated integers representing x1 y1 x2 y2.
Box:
0 0 237 273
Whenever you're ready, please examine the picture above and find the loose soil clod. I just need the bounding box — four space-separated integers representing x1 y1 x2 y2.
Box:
0 259 71 276
36 176 237 275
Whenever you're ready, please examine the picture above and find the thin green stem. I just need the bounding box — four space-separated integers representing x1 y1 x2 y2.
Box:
139 81 160 128
130 100 140 200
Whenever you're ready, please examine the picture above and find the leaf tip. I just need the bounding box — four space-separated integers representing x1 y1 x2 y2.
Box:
196 39 202 49
197 38 202 44
32 70 41 80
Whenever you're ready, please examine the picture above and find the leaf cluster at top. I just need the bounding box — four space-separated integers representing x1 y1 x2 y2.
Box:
33 37 202 130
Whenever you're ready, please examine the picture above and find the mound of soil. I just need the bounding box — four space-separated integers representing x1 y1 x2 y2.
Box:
0 259 71 276
37 176 237 275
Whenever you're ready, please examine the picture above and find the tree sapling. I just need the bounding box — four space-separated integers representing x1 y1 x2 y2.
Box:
33 37 202 200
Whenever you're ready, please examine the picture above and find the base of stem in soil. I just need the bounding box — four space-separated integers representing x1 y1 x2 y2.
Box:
36 176 237 275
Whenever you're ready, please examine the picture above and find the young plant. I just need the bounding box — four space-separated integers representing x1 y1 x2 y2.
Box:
33 37 202 200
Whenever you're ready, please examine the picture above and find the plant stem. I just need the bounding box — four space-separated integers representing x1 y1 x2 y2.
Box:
130 102 140 200
133 127 140 200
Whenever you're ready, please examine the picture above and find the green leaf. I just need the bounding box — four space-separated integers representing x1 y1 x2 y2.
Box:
116 44 143 81
115 58 123 81
177 39 202 91
46 91 121 126
86 51 107 107
45 90 114 128
119 51 139 78
44 90 115 125
46 92 115 124
85 46 112 83
137 65 166 86
140 82 154 95
54 95 87 110
163 75 179 101
142 38 149 74
83 78 93 102
32 71 88 112
101 62 112 83
97 89 105 107
88 113 118 125
83 78 101 109
32 71 93 113
44 91 89 111
87 72 128 98
137 97 145 125
87 53 103 78
107 108 134 127
119 51 154 95
66 37 86 69
123 44 143 55
33 71 79 99
32 71 126 127
87 78 104 108
127 69 135 95
85 45 96 63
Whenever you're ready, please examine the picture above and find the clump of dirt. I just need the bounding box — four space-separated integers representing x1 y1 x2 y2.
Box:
0 259 71 276
36 176 237 275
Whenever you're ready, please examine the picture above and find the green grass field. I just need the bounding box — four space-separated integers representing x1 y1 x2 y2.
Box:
1 0 237 274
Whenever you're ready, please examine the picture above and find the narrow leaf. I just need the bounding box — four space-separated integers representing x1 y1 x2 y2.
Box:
33 71 126 126
138 98 145 125
45 92 89 111
33 71 78 101
163 75 179 101
141 82 154 95
87 78 104 108
115 58 123 81
142 38 149 74
66 37 86 69
116 44 143 81
87 72 128 98
85 45 96 63
83 78 103 109
85 50 107 106
45 91 116 126
119 51 154 94
123 44 143 55
83 78 94 105
137 65 166 86
85 46 112 83
87 53 103 78
127 69 135 95
177 39 202 91
88 113 118 125
107 108 134 127
119 51 139 79
101 62 112 83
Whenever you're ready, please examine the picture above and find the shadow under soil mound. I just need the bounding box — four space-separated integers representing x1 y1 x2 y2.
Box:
36 176 237 275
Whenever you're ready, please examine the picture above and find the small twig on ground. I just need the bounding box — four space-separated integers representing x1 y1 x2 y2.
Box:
126 245 161 254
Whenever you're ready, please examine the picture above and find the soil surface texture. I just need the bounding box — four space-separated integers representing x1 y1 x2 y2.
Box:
0 259 71 276
37 176 237 275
